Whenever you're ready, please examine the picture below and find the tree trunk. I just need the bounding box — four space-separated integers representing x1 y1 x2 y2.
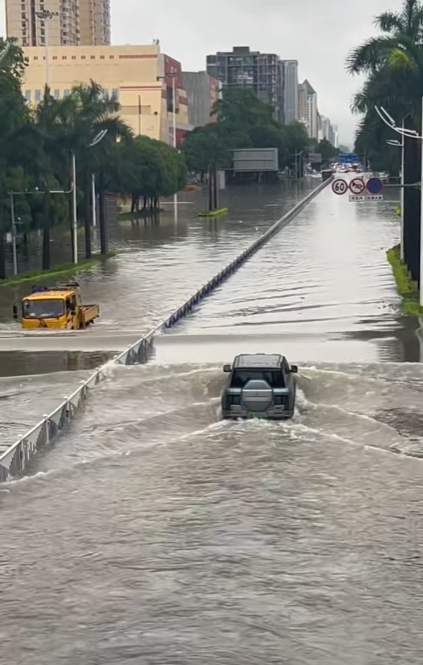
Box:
213 169 218 210
84 172 92 260
42 191 51 271
0 232 6 280
208 167 213 211
99 170 108 256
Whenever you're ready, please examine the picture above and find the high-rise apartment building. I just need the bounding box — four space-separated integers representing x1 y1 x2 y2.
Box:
298 79 318 140
5 0 110 47
206 46 283 121
320 116 336 145
280 60 298 125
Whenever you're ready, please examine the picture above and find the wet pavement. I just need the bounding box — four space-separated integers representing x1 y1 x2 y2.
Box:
3 178 423 665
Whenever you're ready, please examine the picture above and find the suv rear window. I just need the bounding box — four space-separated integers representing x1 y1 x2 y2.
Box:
231 370 285 388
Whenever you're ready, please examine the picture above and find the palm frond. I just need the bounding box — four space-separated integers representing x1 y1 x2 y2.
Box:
346 36 400 73
374 11 403 34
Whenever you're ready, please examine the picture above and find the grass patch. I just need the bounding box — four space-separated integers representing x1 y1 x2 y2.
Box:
0 250 118 288
387 244 423 316
198 207 228 218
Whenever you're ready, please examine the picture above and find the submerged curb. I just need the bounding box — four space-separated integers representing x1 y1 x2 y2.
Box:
0 177 333 482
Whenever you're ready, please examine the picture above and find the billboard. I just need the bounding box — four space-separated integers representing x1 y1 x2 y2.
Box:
340 153 359 165
232 148 278 172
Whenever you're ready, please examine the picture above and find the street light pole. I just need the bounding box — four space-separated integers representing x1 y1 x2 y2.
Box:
400 123 405 261
10 192 17 276
35 9 58 90
92 174 97 227
386 136 405 260
72 152 78 264
71 129 108 264
171 71 178 219
375 103 423 305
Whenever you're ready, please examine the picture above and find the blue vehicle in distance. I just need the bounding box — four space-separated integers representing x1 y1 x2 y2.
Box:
221 353 298 420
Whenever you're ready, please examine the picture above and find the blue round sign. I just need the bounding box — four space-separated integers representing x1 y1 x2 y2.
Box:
366 177 383 195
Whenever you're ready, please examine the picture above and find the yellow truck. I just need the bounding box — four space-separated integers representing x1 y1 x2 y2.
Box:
13 282 100 330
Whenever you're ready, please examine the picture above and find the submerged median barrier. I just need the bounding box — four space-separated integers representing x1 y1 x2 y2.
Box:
0 176 333 482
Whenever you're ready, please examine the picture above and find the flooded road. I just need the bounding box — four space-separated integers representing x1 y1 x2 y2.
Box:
4 179 423 665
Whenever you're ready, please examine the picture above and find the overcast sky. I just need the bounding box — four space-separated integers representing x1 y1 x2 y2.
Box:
0 0 403 145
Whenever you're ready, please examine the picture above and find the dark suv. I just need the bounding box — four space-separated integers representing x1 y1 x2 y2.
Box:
221 353 298 420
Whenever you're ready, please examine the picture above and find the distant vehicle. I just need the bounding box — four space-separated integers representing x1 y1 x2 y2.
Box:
221 353 298 420
13 282 100 330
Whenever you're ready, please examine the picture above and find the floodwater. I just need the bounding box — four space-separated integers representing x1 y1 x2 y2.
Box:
3 178 423 665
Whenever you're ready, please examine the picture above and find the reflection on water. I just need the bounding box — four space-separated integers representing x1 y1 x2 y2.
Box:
0 350 112 377
2 360 423 664
4 181 423 665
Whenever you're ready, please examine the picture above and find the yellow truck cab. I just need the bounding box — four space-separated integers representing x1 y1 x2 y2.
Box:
13 282 100 330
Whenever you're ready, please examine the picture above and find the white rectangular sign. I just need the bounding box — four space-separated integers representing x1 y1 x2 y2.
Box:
349 195 384 202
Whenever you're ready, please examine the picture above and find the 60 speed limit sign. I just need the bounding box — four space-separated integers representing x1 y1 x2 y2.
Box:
332 179 348 195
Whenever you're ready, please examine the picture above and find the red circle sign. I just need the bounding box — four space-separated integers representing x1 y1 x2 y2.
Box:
332 179 348 195
349 177 365 195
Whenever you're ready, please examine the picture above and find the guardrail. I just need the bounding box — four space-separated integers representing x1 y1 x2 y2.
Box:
0 176 333 482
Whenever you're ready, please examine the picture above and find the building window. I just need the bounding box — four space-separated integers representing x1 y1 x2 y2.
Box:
91 55 95 59
72 56 76 60
81 55 86 59
62 56 67 59
54 90 60 99
52 56 57 60
64 89 70 97
25 90 31 102
35 90 41 102
34 56 38 60
109 55 114 59
100 55 105 59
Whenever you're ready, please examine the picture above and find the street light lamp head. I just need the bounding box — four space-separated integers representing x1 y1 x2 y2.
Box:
380 106 396 126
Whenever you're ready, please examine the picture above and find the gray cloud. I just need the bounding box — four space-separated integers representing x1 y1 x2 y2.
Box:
0 0 402 144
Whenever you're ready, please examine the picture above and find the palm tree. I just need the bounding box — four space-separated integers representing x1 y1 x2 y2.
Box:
346 0 423 280
59 81 132 259
22 87 70 270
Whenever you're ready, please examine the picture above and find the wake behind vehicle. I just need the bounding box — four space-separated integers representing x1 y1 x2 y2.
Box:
221 353 298 420
13 282 100 330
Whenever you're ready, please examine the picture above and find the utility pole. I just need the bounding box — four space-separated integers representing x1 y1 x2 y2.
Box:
35 9 58 90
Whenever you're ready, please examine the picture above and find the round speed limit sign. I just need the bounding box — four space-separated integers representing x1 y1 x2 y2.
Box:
332 179 348 195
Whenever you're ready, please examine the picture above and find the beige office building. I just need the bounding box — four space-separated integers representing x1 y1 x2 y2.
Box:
22 44 193 144
6 0 110 47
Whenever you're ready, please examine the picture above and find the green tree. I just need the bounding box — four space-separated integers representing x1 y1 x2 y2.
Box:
60 81 132 259
107 135 187 212
316 139 340 161
346 0 423 278
0 39 29 278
